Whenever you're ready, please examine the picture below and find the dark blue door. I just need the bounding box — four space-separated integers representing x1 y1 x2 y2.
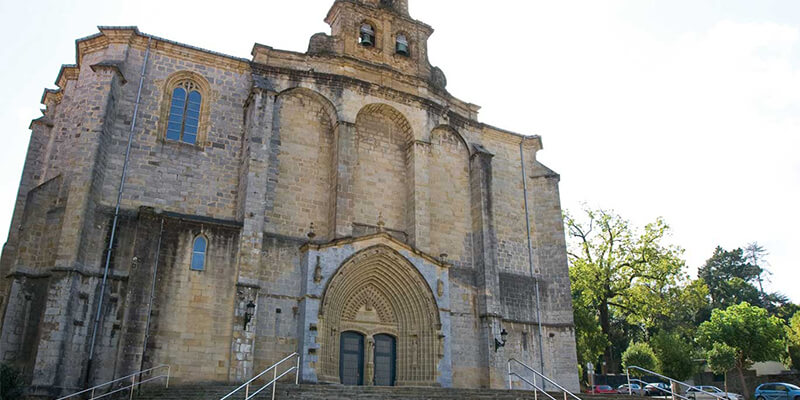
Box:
373 334 396 386
340 331 364 385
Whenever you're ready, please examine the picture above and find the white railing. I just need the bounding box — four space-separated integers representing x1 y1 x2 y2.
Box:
56 364 170 400
508 358 582 400
220 353 300 400
626 366 733 400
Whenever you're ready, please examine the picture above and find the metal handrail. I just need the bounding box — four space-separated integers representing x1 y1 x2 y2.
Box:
56 364 170 400
508 358 582 400
626 366 733 400
509 371 557 400
220 352 300 400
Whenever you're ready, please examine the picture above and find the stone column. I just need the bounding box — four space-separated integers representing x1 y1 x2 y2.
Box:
407 140 431 252
228 84 276 381
0 116 52 313
230 287 259 382
468 145 504 388
237 85 276 282
365 335 374 386
333 121 356 238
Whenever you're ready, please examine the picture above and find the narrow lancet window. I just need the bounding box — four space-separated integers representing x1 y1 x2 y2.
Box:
191 236 207 271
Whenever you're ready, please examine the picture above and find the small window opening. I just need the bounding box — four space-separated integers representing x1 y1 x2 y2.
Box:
395 34 409 56
190 236 207 271
360 24 375 47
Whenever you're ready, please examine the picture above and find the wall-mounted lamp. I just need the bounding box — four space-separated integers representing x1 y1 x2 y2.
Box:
243 301 256 330
494 328 508 352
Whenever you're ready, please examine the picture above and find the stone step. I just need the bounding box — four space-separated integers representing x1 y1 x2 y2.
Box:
133 384 648 400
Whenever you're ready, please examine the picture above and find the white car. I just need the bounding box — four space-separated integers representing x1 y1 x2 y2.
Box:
687 386 743 400
618 383 646 395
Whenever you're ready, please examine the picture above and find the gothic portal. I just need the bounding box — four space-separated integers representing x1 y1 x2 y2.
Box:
316 244 442 386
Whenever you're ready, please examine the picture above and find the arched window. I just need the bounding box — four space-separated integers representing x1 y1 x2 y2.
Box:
360 24 375 47
166 81 202 144
190 235 207 271
395 34 409 56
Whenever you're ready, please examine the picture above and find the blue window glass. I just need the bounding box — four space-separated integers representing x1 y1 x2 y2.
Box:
166 87 186 141
182 91 202 144
190 236 207 271
165 82 203 144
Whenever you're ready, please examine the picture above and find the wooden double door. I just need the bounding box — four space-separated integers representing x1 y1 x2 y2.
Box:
339 331 396 386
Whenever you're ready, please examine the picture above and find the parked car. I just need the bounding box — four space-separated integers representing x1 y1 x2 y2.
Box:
645 383 671 396
754 383 800 400
618 383 645 396
593 385 617 394
584 385 617 394
687 385 743 400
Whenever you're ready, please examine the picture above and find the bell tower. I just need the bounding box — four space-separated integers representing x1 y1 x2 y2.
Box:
321 0 435 81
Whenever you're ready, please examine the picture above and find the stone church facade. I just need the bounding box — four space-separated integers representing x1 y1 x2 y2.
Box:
0 0 578 397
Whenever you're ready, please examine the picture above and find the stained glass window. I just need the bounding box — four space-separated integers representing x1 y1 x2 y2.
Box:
191 236 207 271
166 81 202 144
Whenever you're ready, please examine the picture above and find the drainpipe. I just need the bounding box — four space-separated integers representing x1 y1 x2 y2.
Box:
520 141 546 389
139 217 164 373
86 37 152 383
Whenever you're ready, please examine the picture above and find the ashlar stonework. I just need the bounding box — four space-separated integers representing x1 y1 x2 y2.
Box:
0 0 579 397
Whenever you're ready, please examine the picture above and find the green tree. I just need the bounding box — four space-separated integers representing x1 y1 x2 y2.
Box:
652 332 696 381
698 247 762 309
698 246 794 319
788 312 800 370
697 303 787 399
571 292 609 376
622 342 658 376
743 242 769 298
707 343 737 394
565 207 699 371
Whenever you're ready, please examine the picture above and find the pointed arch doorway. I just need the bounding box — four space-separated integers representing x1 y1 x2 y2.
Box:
317 245 442 386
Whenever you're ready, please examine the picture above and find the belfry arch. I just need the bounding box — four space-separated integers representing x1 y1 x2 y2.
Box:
317 245 442 386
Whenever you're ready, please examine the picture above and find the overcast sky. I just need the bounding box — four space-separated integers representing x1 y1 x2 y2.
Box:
0 0 797 302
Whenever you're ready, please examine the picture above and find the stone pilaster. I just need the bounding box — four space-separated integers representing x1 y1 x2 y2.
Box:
469 145 504 388
230 286 259 382
0 117 52 315
408 140 431 252
237 85 276 282
333 121 356 238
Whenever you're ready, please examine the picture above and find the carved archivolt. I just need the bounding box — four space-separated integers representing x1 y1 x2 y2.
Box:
317 245 442 386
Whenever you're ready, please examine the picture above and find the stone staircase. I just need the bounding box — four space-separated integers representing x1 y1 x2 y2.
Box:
133 383 642 400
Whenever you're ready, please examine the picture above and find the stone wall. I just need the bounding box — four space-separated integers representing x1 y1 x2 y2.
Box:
429 127 473 268
268 89 336 239
353 104 413 234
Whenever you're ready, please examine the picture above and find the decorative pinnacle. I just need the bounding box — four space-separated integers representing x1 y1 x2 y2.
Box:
377 212 386 232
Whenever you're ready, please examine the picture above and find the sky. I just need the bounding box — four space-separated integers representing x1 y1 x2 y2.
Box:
0 0 797 301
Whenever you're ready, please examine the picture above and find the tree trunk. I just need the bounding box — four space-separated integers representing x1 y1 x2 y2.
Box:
723 371 728 395
599 300 615 372
736 366 748 400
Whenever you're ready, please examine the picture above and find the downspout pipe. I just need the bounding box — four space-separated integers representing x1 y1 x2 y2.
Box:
520 141 546 388
139 217 164 374
86 37 152 382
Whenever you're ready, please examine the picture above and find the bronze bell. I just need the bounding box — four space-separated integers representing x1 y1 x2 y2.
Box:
360 25 375 47
396 34 409 56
